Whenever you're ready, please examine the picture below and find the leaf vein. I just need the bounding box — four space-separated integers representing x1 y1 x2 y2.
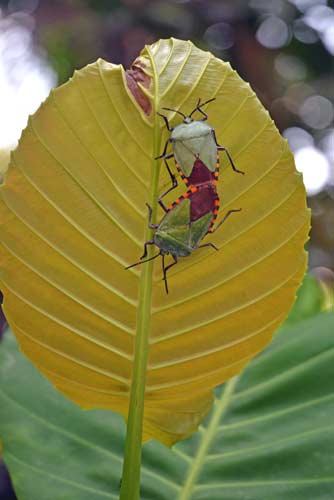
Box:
152 197 307 336
206 425 334 461
0 387 180 491
9 154 141 263
1 243 136 335
153 148 296 297
234 348 334 401
158 38 174 76
5 451 117 498
50 91 144 217
146 265 305 390
97 61 152 159
218 393 334 432
11 320 132 385
161 41 193 99
195 478 334 490
1 175 138 308
27 118 142 247
148 313 283 368
177 378 239 500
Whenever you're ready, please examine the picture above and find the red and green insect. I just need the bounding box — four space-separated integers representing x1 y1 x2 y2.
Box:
166 182 221 234
155 98 244 211
126 190 240 294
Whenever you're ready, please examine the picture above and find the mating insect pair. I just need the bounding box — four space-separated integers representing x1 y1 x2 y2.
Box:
126 98 244 294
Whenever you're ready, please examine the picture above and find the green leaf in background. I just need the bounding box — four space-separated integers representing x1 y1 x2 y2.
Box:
287 274 323 324
0 283 333 499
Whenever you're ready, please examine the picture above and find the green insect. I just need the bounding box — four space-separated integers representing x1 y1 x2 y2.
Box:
156 98 244 211
126 198 240 294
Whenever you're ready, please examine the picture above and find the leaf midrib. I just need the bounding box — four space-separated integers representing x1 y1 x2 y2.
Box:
194 477 334 491
206 424 333 462
217 393 334 432
119 42 163 500
177 376 239 500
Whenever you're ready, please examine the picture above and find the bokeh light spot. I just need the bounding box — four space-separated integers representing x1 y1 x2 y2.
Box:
283 127 314 151
0 12 56 149
204 23 234 51
275 54 307 81
250 0 284 15
300 95 334 130
322 23 334 55
304 5 334 32
256 16 291 49
293 19 319 43
289 0 327 13
319 129 334 166
294 146 331 195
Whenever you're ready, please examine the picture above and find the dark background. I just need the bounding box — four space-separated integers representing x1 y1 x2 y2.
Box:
0 1 333 497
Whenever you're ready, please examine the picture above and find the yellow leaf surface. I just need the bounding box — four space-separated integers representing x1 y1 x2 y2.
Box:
0 39 310 446
0 150 10 183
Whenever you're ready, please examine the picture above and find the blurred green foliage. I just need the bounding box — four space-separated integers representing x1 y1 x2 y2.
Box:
287 275 324 324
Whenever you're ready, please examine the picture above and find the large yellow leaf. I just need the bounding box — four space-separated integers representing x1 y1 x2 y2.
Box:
0 38 309 446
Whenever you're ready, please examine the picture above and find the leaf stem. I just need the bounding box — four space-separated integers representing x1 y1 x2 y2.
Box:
120 46 160 500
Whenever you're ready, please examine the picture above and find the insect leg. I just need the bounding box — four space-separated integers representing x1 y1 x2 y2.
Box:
140 240 156 260
162 254 178 294
209 209 242 234
218 146 245 175
164 154 178 187
157 112 174 131
145 202 159 229
156 146 178 192
125 205 161 269
211 130 245 175
196 242 219 251
158 180 179 212
155 137 172 160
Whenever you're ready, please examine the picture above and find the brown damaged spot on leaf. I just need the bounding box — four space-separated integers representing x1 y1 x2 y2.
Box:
126 58 152 116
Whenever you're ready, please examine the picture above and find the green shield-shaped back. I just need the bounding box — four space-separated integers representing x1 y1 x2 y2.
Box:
155 201 213 256
171 121 216 175
159 198 190 230
189 211 213 248
155 199 192 256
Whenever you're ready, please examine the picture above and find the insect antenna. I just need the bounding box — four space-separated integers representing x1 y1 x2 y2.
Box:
189 97 216 118
125 251 161 270
161 107 187 119
199 97 216 107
